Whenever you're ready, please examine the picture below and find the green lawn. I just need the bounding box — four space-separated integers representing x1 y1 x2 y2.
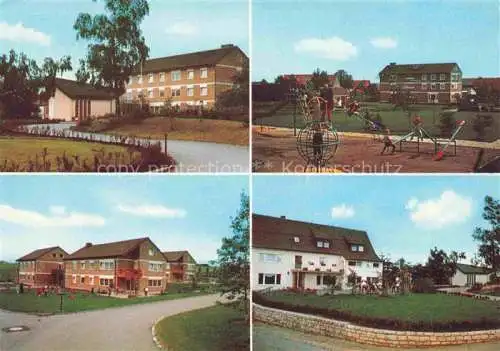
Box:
0 290 215 314
255 102 499 142
155 304 249 351
264 291 500 323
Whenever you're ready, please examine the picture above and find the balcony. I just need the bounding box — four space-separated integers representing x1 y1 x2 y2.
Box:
170 266 184 274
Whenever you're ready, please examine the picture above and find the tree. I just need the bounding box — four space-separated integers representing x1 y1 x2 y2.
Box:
334 69 353 90
216 61 249 109
426 247 465 285
74 0 150 116
215 192 249 318
438 111 456 137
473 196 500 271
308 68 329 91
474 79 500 108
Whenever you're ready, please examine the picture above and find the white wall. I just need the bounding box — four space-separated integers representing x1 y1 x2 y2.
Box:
451 270 490 286
48 88 73 121
91 99 115 117
345 260 383 286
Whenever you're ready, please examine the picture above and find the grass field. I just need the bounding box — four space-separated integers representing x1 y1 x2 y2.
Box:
254 102 499 142
79 117 249 146
155 304 249 351
0 136 136 171
0 290 214 314
0 262 16 282
264 291 500 323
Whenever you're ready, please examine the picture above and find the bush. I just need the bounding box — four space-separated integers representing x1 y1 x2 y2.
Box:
438 111 456 137
412 278 436 293
472 114 494 141
467 283 484 293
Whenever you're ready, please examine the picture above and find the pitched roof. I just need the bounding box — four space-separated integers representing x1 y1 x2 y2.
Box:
379 63 460 75
456 263 492 275
252 214 380 261
162 250 196 264
135 45 247 74
462 77 500 90
17 246 67 261
64 237 149 260
55 78 115 100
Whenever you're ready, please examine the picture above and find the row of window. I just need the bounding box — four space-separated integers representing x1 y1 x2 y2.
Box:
19 261 35 267
348 261 380 268
389 73 461 82
71 275 113 286
390 82 459 90
130 86 209 99
69 260 165 272
148 279 163 287
136 68 208 84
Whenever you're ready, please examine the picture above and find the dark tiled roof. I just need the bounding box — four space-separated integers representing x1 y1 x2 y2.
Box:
252 214 381 261
136 45 247 74
456 263 492 275
463 77 500 90
64 238 148 260
17 246 67 261
379 63 460 75
163 250 196 264
55 78 116 100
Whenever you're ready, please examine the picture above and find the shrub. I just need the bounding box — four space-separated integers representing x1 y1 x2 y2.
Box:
412 278 436 293
467 283 484 293
472 114 494 141
438 111 456 137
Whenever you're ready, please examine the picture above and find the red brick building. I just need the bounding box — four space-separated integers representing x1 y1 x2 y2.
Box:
17 246 67 288
163 250 197 282
64 237 168 296
379 62 463 104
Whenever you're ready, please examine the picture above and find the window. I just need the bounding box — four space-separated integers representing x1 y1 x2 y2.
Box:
259 253 281 263
348 261 356 266
260 273 280 285
294 255 302 265
324 241 330 248
373 263 380 268
187 70 194 80
148 279 162 287
317 240 329 248
319 257 326 266
258 273 263 284
316 275 322 286
171 88 181 97
99 278 113 286
171 70 181 81
440 83 446 90
72 261 77 270
317 241 324 248
148 89 154 98
187 86 194 97
358 246 364 252
80 261 86 269
431 83 437 90
80 276 85 284
439 73 446 81
200 68 208 79
421 74 427 81
421 83 428 90
99 260 114 270
451 83 458 90
430 74 436 81
452 73 460 82
293 237 300 243
390 74 396 81
200 85 208 96
149 263 163 272
52 253 56 258
159 73 165 82
90 276 94 285
148 73 154 83
159 88 165 97
138 75 143 84
72 275 76 284
351 244 363 252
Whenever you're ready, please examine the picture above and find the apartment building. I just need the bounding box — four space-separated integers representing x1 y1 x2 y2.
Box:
379 62 463 104
123 44 248 111
64 237 167 296
163 250 197 282
17 246 68 288
252 214 382 291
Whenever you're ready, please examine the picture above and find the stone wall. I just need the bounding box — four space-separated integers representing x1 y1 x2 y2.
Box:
253 304 500 348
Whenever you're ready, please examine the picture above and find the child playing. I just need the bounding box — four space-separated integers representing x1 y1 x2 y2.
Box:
381 128 396 155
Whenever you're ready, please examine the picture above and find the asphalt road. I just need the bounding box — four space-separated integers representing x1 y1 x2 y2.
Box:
0 294 221 351
25 123 249 173
253 323 500 351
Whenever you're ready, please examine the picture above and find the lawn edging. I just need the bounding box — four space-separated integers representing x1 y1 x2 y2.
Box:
253 303 500 348
152 315 165 350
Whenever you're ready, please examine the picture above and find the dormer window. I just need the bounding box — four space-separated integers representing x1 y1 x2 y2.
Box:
317 240 329 248
293 237 300 243
350 244 364 252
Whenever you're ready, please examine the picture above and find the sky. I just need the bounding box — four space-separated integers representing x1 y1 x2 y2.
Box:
0 0 249 79
0 175 248 263
253 0 500 82
253 175 499 265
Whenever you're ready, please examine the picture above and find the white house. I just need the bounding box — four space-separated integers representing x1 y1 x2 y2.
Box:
41 78 116 122
451 263 492 286
252 214 383 291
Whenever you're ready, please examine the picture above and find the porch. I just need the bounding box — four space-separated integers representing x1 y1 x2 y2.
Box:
291 269 344 290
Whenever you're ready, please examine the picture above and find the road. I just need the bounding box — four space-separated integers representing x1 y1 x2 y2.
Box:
0 294 221 351
253 323 500 351
25 123 249 173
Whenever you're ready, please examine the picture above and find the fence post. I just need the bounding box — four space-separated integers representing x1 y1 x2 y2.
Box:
164 133 168 154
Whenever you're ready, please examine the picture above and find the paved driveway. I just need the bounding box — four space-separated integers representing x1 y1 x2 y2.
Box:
0 294 221 351
253 323 500 351
24 123 249 173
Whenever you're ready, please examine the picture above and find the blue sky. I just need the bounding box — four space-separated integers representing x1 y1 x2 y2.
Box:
253 175 499 265
0 175 248 263
253 0 499 82
0 0 248 79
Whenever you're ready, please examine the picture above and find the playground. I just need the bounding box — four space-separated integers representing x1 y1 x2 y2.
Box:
253 96 500 173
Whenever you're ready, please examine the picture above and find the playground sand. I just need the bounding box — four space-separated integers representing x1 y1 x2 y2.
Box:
252 132 500 173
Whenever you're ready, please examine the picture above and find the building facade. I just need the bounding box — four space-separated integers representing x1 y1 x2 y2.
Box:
42 78 116 121
163 250 197 282
451 263 491 286
64 238 167 296
379 62 462 104
252 214 383 291
17 246 67 288
122 44 248 111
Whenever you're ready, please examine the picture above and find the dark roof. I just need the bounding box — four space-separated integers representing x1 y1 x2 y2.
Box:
135 45 247 74
17 246 67 261
162 250 196 264
65 237 149 260
462 77 500 90
379 63 460 76
252 214 381 261
55 78 116 100
456 263 492 275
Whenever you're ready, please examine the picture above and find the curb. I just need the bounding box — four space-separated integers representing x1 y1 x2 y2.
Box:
151 315 165 350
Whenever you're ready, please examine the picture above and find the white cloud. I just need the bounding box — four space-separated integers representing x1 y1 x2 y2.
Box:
0 205 105 227
331 204 355 219
370 37 398 49
405 190 472 229
294 37 358 60
165 22 198 36
117 204 186 218
0 22 51 46
49 206 66 215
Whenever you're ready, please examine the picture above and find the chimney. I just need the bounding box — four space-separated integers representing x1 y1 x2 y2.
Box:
85 242 92 248
390 62 396 66
280 215 286 219
221 44 234 48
